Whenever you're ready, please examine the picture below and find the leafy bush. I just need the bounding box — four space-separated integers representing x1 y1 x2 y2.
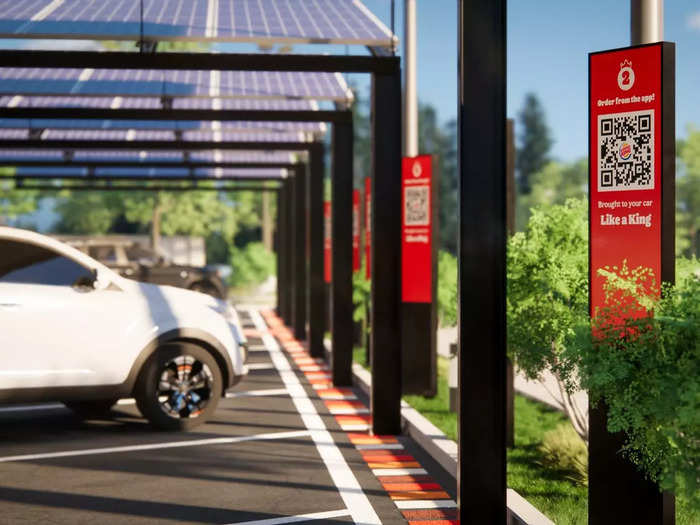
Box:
539 422 588 487
229 242 276 287
437 250 458 327
352 262 371 324
567 266 700 508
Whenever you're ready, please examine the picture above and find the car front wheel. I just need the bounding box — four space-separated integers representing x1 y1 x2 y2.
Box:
135 343 222 431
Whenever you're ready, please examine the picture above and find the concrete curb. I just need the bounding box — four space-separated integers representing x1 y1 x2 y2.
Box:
323 341 554 525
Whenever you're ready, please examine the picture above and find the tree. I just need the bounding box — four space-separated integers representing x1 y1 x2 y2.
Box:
0 169 39 225
677 127 700 258
516 158 588 230
516 93 553 194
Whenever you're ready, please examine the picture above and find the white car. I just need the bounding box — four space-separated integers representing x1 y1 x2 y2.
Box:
0 227 247 430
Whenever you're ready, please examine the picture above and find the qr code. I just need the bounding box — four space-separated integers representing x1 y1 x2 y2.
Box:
404 186 430 226
598 110 654 192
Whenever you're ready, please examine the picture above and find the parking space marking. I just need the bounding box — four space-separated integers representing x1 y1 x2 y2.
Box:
0 429 312 463
245 363 276 371
225 388 289 398
227 509 351 525
248 310 381 525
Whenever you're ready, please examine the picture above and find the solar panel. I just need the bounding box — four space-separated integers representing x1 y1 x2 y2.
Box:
0 127 311 143
0 68 352 102
0 0 395 47
0 149 294 163
14 166 288 179
0 95 327 133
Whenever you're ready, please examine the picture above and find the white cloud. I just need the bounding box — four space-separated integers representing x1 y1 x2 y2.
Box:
687 11 700 30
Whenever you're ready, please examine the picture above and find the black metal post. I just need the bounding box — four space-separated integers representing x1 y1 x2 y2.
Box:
275 185 284 316
292 166 307 340
278 181 289 323
458 0 507 522
284 178 295 326
370 66 403 435
308 142 326 358
331 121 354 386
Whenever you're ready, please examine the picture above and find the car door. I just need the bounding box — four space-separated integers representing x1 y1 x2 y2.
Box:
0 238 138 389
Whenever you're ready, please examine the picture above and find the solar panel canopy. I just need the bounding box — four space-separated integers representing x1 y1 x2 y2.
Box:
0 0 396 47
14 166 288 179
0 69 353 102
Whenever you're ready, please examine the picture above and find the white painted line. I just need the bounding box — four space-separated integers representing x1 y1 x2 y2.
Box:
0 403 65 413
248 346 270 353
245 363 275 371
116 398 136 405
394 500 457 510
227 509 351 525
328 408 370 415
371 468 428 476
0 430 312 463
318 394 358 400
249 310 381 525
355 444 405 451
226 388 289 398
311 383 333 390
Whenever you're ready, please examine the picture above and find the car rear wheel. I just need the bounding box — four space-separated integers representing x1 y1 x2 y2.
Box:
64 399 118 419
189 280 224 299
135 343 222 431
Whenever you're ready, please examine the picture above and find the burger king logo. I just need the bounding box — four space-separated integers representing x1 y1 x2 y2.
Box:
619 142 632 160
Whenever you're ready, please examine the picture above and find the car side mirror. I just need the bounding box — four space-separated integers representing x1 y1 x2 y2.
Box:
92 268 109 291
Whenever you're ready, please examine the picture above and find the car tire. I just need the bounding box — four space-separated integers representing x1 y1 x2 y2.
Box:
64 399 118 419
189 280 224 299
135 343 222 431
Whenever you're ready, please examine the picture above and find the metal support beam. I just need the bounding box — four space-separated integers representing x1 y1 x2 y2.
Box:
308 142 326 358
0 50 399 75
0 160 300 170
292 165 308 340
370 69 403 435
331 121 354 386
458 0 507 522
0 107 352 123
13 183 278 192
0 139 313 151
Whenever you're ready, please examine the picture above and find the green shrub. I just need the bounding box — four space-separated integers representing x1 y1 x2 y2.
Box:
437 250 458 327
539 422 588 487
229 242 276 287
352 262 371 324
567 268 700 509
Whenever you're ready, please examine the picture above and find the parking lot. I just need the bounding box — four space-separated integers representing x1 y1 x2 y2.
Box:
0 308 455 524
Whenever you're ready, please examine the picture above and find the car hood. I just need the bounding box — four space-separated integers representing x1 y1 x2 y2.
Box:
117 277 228 315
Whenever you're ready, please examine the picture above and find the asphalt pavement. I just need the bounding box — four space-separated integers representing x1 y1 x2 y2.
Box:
0 308 457 525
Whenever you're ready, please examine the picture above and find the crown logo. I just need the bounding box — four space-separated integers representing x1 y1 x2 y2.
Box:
620 59 632 69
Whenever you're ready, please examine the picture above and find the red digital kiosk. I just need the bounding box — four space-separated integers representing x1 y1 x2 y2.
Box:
588 42 675 523
401 155 437 396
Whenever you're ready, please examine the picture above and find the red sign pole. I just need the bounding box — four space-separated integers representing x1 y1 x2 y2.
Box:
588 42 675 524
402 155 433 302
401 155 437 396
352 189 361 273
323 201 332 284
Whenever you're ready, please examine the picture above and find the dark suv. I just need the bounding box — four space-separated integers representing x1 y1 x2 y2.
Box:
62 238 228 299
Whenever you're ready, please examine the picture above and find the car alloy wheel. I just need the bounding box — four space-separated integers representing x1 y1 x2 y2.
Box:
157 355 214 419
135 343 222 431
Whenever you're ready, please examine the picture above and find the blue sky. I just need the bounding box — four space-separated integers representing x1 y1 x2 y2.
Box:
5 1 699 163
357 0 700 162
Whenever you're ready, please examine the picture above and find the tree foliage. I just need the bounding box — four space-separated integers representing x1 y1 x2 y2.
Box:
516 93 553 194
567 264 700 508
677 127 700 258
0 169 39 224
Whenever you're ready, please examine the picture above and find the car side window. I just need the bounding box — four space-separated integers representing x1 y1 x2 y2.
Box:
0 239 93 287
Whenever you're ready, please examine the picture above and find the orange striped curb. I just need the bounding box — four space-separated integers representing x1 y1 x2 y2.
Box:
260 310 458 524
